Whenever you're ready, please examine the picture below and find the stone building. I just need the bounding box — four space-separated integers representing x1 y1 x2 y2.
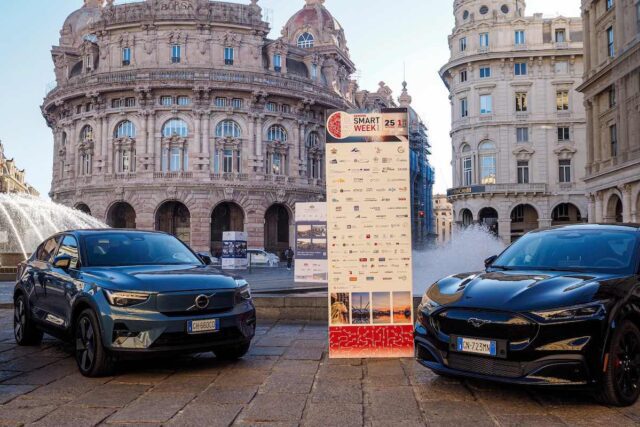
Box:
433 194 453 244
441 0 588 243
0 142 39 196
43 0 370 255
578 0 640 223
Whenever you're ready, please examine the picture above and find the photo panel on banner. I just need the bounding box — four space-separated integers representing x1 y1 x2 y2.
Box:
326 108 414 358
221 231 248 270
294 203 328 284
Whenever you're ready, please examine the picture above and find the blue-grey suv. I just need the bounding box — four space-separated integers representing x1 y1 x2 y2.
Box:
14 230 256 376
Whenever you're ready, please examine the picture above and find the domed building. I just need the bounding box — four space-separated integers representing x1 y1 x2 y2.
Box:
42 0 434 253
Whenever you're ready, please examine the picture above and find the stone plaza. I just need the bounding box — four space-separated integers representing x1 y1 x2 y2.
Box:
0 309 636 426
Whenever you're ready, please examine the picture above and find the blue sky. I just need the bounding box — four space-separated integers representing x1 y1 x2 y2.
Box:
0 0 580 197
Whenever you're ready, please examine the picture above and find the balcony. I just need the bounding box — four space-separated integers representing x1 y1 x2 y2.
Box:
447 183 548 197
153 172 193 179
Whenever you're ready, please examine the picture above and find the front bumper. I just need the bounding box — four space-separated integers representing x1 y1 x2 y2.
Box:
100 300 256 354
414 308 606 386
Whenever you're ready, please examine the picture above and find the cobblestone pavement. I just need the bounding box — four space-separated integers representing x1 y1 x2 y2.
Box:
0 310 636 426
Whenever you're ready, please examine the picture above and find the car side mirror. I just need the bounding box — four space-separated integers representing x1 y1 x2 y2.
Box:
198 252 212 266
53 255 72 270
484 255 498 268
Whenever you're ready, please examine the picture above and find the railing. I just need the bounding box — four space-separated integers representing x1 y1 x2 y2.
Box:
485 183 548 193
153 172 193 179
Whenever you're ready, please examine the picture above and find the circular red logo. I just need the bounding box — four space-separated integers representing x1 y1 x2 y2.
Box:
327 112 343 139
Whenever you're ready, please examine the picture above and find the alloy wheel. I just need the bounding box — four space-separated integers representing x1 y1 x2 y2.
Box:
614 330 640 400
76 317 95 372
13 300 25 342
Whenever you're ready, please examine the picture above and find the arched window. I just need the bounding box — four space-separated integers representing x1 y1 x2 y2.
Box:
61 132 67 146
268 125 288 143
215 120 241 138
478 140 496 185
306 132 320 148
297 32 315 49
114 120 136 138
461 143 473 186
80 125 93 141
162 118 189 138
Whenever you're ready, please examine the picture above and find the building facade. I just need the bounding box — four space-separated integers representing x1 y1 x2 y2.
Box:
42 0 434 254
0 142 39 196
578 0 640 223
433 194 453 244
441 0 588 243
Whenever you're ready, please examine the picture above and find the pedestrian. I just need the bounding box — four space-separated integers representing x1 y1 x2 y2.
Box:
284 247 294 270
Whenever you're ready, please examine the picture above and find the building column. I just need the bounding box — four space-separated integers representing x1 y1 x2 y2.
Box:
617 79 629 158
583 10 591 71
622 185 633 223
585 101 594 170
595 193 604 223
139 111 148 156
592 102 601 165
538 218 553 229
587 194 596 223
202 112 210 157
498 218 511 245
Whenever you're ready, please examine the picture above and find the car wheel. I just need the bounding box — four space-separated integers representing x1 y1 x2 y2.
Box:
598 320 640 406
75 309 114 377
13 295 43 346
214 342 251 361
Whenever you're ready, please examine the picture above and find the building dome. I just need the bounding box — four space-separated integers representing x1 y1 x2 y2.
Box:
283 0 348 54
60 1 102 47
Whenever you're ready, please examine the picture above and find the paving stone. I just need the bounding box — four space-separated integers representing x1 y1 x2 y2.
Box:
420 400 496 426
0 402 57 424
249 346 286 356
22 373 111 402
239 393 308 422
292 339 327 349
2 359 77 385
0 356 60 372
0 371 21 384
414 380 474 402
70 383 150 408
494 414 567 426
317 364 363 380
230 356 278 371
366 360 406 377
167 402 242 427
283 346 325 361
262 372 315 394
363 374 409 388
196 386 258 404
302 403 363 427
0 384 36 404
273 359 320 375
0 346 47 363
548 404 638 427
106 391 195 423
152 374 213 394
110 369 173 385
255 336 296 347
31 406 115 427
366 386 421 421
476 388 546 415
311 379 363 405
214 369 269 388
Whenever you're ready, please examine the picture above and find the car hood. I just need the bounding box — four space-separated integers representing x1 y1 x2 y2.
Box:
80 264 243 292
426 270 632 312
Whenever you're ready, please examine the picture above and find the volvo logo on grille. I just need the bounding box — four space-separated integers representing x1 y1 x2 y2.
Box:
468 318 490 328
187 293 215 311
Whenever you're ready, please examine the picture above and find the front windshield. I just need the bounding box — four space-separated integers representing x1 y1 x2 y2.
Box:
493 229 638 274
84 233 202 267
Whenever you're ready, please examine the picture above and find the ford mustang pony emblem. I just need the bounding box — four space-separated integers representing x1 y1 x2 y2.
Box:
468 318 490 328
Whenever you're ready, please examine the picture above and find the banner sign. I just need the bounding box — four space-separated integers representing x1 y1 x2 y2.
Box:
326 108 414 358
221 231 248 270
294 203 328 284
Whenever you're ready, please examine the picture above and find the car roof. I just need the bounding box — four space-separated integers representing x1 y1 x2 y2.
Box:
539 224 640 232
60 229 170 237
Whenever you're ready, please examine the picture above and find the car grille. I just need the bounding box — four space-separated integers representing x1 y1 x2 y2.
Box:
156 290 235 315
447 353 525 378
151 328 243 348
433 309 537 344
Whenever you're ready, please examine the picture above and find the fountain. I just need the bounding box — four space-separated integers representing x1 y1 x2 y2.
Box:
0 194 106 267
412 225 506 295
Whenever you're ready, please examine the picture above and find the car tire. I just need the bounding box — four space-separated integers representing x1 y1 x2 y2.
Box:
13 295 43 346
75 309 114 377
214 342 251 360
597 320 640 407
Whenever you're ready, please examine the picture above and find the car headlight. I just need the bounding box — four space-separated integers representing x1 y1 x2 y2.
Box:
530 302 605 322
103 290 150 307
235 281 252 303
420 285 440 312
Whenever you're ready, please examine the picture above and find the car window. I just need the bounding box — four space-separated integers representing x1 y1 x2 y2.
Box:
36 237 60 264
57 235 80 269
84 233 201 267
495 230 638 273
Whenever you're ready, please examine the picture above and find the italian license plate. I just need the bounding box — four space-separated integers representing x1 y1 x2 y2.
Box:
187 319 219 334
456 337 497 356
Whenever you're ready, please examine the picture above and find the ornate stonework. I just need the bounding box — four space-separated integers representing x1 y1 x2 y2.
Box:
0 142 39 196
42 0 364 254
